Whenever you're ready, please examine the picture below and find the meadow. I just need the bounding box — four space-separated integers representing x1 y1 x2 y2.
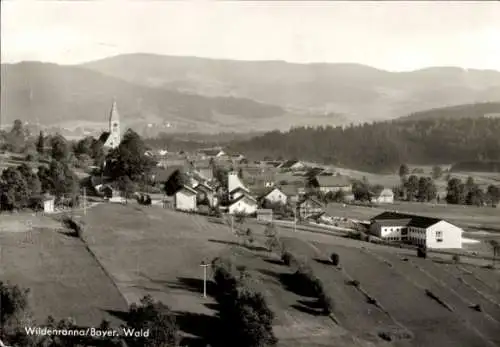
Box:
2 202 499 346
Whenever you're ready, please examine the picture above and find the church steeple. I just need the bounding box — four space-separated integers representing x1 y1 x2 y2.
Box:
103 99 121 149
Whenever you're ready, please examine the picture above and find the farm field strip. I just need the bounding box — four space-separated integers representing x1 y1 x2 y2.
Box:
441 265 500 310
457 265 500 293
0 228 128 327
318 244 492 347
283 238 409 343
370 250 500 345
226 247 341 344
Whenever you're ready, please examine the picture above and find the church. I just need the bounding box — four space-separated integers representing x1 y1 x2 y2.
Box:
99 100 121 149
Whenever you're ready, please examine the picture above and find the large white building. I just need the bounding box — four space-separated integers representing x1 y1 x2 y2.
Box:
369 212 463 249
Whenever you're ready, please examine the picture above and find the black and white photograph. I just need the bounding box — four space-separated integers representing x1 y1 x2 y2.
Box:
1 1 500 346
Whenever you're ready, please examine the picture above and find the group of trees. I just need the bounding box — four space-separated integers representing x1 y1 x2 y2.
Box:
1 119 162 211
228 118 500 173
446 177 500 206
394 166 438 203
0 281 180 347
211 257 277 347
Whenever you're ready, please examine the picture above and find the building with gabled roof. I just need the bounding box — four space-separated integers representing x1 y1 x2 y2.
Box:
228 194 258 215
100 100 121 150
278 160 306 171
315 175 352 193
174 185 197 211
297 196 324 220
369 211 463 249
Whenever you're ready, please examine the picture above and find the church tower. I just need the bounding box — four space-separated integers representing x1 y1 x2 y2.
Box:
103 100 121 149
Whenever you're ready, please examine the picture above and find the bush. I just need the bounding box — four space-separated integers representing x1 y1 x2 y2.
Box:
211 257 278 347
452 254 461 264
347 279 360 287
330 253 340 266
0 281 30 330
417 246 427 259
281 251 293 266
125 295 180 347
62 215 84 239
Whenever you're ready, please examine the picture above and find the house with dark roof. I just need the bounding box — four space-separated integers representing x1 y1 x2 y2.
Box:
297 197 324 220
198 148 226 158
228 194 258 215
369 211 463 249
316 175 352 194
257 187 290 207
194 182 216 207
278 160 306 171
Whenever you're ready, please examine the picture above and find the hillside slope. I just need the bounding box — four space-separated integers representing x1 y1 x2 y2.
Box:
2 62 345 134
82 54 500 121
399 102 500 121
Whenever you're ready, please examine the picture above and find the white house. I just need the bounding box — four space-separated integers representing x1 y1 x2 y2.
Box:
229 195 258 215
372 188 394 204
369 212 463 249
198 148 226 159
228 171 247 193
174 186 198 211
260 187 288 205
43 196 55 213
194 182 216 207
279 160 306 171
229 186 251 201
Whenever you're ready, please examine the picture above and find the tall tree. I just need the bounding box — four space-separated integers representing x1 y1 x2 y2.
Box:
107 129 155 181
446 178 466 204
0 167 29 211
399 164 410 181
486 185 500 206
404 175 419 201
36 131 45 155
7 120 25 153
50 134 70 162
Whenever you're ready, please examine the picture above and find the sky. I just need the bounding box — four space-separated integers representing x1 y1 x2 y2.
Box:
1 1 500 72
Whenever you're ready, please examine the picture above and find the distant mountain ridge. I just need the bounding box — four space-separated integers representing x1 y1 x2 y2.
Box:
82 53 500 121
2 54 500 136
398 102 500 121
2 61 347 135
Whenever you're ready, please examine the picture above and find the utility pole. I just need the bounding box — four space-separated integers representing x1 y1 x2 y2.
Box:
200 261 211 298
83 187 87 216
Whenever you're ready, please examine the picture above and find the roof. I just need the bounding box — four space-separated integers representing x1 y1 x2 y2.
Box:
229 194 257 206
198 148 224 156
229 186 250 194
177 185 197 195
99 132 110 144
194 182 215 192
279 160 300 169
150 166 185 182
298 196 324 208
371 211 445 229
316 175 351 187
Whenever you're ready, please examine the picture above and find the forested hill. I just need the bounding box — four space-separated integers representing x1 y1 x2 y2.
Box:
399 102 500 121
227 118 500 173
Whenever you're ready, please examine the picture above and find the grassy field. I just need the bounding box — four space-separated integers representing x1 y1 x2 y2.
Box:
294 239 500 347
0 213 128 327
70 203 366 346
2 202 499 346
325 202 500 232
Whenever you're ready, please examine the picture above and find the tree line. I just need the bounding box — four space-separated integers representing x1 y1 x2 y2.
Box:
227 118 500 173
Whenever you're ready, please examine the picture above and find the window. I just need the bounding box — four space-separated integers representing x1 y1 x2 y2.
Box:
436 231 443 242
